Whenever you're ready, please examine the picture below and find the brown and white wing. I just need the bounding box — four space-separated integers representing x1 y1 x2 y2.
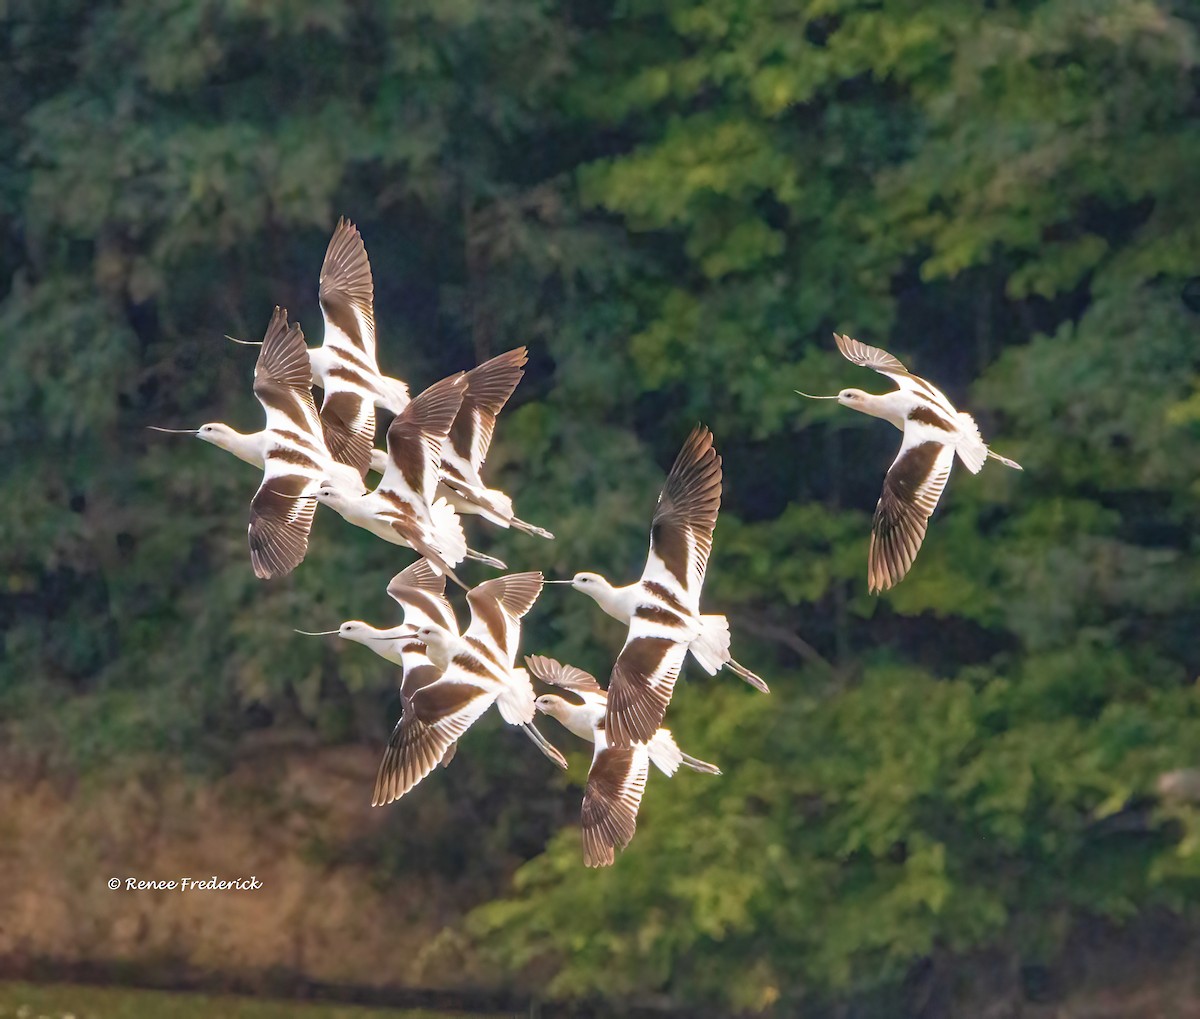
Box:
834 332 909 378
524 654 605 699
371 670 497 806
397 655 444 706
252 307 322 438
319 217 377 365
446 347 527 477
580 735 650 868
247 467 317 580
868 434 955 594
465 572 544 665
834 333 958 415
603 624 690 748
638 425 723 608
315 220 379 477
319 389 374 479
248 308 322 579
387 559 458 633
379 373 467 506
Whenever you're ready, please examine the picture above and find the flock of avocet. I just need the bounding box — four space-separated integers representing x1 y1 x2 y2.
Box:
153 220 1021 867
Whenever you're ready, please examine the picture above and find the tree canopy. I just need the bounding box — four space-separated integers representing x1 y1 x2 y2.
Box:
2 0 1199 1013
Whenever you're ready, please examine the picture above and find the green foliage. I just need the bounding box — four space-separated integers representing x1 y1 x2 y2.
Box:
2 0 1199 1014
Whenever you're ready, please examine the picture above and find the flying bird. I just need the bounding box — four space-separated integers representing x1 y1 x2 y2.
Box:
551 426 768 749
294 560 463 794
366 348 554 540
370 573 568 805
527 654 720 868
797 333 1022 593
293 558 459 669
228 218 410 419
438 346 554 540
314 373 506 587
181 306 361 579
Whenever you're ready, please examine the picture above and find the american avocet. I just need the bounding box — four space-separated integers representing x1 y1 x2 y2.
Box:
230 306 362 579
549 426 768 747
294 559 459 668
364 349 554 540
146 420 365 492
798 333 1022 593
438 347 554 540
314 374 507 587
371 573 568 805
295 560 463 788
229 219 410 418
526 654 720 868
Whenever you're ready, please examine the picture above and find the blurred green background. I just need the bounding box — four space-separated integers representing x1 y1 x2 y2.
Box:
2 1 1200 1016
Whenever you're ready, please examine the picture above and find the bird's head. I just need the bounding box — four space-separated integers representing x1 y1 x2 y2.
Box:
534 693 569 719
837 388 870 408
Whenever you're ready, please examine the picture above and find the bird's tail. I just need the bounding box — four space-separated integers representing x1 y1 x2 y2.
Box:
690 615 732 676
954 412 988 474
496 667 534 725
427 497 468 567
646 729 683 776
378 375 411 416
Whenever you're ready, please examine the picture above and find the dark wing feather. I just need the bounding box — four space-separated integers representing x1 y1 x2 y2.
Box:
834 333 909 375
468 572 544 621
319 389 374 477
319 217 376 358
524 654 604 697
371 677 494 806
603 634 689 748
247 473 316 580
381 373 467 505
389 558 447 597
644 425 722 595
868 440 954 594
447 347 527 472
581 742 649 868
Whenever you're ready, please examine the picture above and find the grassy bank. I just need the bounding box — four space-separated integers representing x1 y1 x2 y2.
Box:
0 983 474 1019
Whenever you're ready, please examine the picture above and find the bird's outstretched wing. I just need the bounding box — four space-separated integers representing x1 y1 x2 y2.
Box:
386 559 459 633
525 654 605 699
638 425 722 611
603 628 690 748
379 373 468 507
465 572 544 666
315 219 380 477
581 733 650 868
446 347 527 478
248 308 324 579
371 670 497 806
868 434 955 594
835 333 960 418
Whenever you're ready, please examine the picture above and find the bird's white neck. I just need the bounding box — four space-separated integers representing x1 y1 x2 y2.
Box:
579 578 640 623
420 627 465 672
341 623 406 667
208 427 267 468
550 699 604 743
320 483 371 523
854 391 913 431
